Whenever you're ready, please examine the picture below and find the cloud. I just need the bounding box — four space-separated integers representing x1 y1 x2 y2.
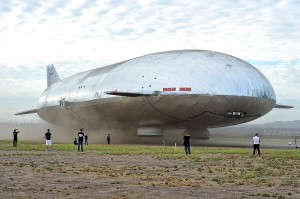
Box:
259 60 300 103
0 0 299 122
21 0 41 13
0 0 13 13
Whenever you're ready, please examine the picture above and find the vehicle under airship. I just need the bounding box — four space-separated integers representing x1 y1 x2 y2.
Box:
16 50 291 139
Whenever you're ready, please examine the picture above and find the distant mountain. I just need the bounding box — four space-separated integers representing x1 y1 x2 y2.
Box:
241 120 300 129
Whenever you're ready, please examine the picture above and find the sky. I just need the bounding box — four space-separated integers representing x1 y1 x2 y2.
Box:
0 0 299 124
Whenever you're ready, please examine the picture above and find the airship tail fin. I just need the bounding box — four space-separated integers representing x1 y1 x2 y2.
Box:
15 109 37 115
47 64 60 87
274 104 294 109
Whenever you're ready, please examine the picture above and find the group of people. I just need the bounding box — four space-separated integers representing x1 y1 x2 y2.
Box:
182 130 261 156
12 128 53 150
73 131 88 146
183 130 260 156
72 130 111 151
14 128 53 151
12 128 261 155
69 129 110 152
12 128 112 152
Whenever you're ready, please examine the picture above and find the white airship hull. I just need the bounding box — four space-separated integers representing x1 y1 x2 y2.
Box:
19 50 279 139
37 94 275 138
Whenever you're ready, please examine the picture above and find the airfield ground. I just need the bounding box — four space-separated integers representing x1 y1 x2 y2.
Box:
0 141 299 199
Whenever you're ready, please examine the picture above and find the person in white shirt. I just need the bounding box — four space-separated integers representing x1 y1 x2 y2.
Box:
252 133 260 156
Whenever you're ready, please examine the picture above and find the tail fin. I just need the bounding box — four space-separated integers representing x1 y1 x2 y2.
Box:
274 104 294 108
47 64 60 87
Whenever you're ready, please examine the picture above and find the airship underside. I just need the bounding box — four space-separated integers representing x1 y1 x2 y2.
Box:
17 50 286 139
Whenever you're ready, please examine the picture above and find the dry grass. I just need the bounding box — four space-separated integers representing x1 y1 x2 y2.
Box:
0 140 299 198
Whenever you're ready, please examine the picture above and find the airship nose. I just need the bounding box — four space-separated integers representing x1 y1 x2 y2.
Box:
142 51 276 128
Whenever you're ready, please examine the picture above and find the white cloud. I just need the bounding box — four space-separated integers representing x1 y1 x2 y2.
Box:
0 0 299 122
260 61 300 103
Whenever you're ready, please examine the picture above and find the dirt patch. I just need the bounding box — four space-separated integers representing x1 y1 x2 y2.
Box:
0 150 299 198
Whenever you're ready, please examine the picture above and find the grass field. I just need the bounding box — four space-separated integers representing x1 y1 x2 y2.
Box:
1 139 299 156
0 140 300 198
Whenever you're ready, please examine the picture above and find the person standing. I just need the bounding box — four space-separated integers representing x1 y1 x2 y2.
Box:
13 129 19 147
107 134 111 146
253 133 260 156
85 134 88 145
77 129 85 152
45 129 52 151
183 130 191 155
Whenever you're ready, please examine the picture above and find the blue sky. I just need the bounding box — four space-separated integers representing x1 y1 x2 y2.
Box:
0 0 299 124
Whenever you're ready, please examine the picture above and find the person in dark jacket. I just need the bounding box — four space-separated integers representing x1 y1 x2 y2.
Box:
13 129 19 147
107 134 111 146
183 130 191 155
85 134 88 145
74 138 78 145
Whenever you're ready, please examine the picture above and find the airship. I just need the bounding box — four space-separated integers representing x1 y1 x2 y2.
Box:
16 50 291 140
